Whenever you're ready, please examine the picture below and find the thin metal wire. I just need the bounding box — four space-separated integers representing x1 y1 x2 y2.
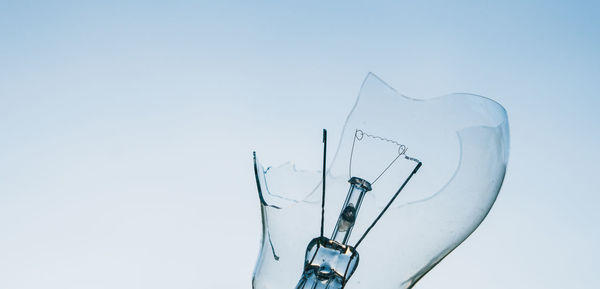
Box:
320 129 327 238
361 130 408 151
371 153 401 185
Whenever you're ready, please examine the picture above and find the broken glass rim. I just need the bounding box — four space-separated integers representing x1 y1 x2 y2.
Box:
254 72 509 209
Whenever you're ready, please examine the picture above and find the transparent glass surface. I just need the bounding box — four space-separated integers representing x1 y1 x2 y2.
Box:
252 73 510 289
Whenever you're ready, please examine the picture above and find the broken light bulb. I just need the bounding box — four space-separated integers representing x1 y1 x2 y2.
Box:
252 73 509 289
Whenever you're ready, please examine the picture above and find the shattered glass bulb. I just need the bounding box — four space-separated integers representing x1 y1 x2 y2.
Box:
252 73 509 289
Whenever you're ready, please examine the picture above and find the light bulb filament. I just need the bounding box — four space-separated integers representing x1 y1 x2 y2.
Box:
349 129 409 184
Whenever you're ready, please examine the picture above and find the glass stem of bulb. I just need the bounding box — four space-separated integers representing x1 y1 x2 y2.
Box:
331 177 372 245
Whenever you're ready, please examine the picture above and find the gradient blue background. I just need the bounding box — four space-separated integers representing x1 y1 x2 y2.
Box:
1 1 598 288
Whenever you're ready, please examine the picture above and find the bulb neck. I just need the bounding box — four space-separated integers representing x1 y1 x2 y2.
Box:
295 237 359 289
331 177 372 245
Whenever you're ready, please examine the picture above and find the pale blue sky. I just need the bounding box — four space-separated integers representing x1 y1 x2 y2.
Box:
0 1 599 288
